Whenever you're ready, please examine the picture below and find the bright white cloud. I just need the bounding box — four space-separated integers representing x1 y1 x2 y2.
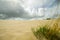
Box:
20 0 56 17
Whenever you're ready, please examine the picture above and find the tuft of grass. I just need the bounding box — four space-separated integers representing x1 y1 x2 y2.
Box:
32 18 60 40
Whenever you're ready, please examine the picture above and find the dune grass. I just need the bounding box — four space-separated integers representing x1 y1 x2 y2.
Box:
32 17 60 40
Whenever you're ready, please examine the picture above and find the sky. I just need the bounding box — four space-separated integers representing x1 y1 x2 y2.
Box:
0 0 60 20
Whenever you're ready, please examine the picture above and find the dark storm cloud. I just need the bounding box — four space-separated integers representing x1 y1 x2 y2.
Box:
0 0 32 20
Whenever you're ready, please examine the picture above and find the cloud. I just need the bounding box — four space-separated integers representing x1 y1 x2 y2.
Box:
0 0 33 19
0 0 60 20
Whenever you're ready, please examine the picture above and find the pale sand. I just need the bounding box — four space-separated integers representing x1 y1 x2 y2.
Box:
0 20 51 40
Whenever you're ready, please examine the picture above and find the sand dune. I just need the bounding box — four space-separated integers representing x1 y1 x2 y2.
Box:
0 20 51 40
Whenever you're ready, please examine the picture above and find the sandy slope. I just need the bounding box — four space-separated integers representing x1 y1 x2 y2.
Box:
0 20 51 40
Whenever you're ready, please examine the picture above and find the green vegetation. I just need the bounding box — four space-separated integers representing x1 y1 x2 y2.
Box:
32 18 60 40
